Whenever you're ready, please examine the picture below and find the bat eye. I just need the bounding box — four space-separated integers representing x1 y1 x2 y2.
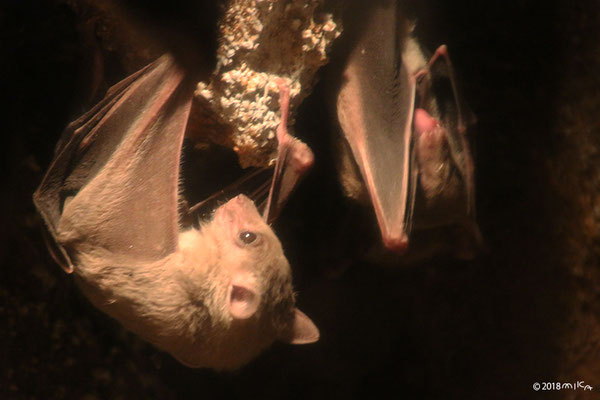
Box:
239 231 257 245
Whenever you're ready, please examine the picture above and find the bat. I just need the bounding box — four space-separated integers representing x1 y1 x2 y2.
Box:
33 53 319 370
263 79 315 224
335 0 480 255
187 78 314 225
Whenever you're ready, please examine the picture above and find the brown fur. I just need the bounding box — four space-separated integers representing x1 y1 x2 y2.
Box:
59 195 304 370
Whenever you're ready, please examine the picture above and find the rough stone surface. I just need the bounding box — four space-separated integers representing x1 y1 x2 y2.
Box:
195 0 340 167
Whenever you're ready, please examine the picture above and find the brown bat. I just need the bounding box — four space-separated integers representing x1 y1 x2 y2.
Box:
33 54 319 370
335 0 480 255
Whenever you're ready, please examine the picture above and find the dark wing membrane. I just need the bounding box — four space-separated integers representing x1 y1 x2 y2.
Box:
336 1 416 251
34 54 193 266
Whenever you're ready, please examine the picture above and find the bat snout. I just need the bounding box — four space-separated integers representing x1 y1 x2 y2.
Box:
229 194 258 212
216 195 262 224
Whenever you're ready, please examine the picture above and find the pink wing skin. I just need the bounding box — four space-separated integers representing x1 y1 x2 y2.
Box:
34 54 194 268
336 1 417 252
263 80 314 224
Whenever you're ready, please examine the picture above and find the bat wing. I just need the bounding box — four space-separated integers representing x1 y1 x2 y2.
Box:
336 1 417 252
412 45 478 229
263 80 314 224
410 44 481 256
34 54 193 268
187 80 314 226
426 45 476 216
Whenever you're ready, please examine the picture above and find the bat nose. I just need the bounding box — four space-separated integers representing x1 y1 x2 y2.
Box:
215 195 259 226
231 194 254 208
225 194 261 218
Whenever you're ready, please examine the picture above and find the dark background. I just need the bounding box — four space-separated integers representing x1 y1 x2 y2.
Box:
2 0 600 399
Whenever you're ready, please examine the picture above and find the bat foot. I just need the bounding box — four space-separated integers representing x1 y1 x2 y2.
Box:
263 78 314 223
289 141 314 174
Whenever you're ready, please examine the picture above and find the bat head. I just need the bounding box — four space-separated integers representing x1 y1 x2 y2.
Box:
192 195 319 367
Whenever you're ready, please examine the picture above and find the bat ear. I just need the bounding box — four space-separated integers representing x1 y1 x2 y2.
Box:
228 272 261 320
282 308 320 344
